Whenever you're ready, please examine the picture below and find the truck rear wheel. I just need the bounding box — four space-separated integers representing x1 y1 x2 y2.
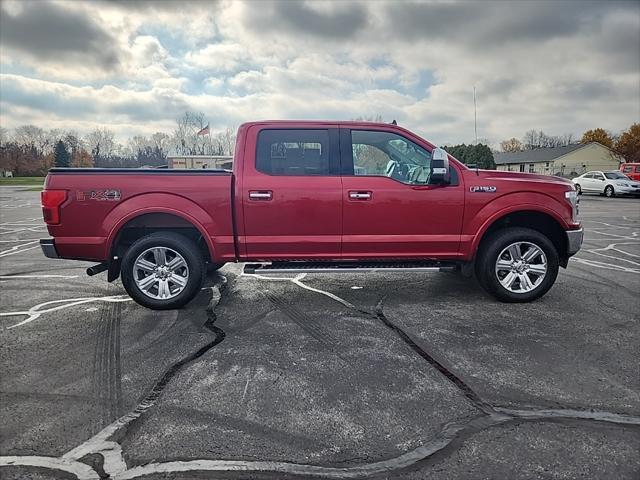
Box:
121 232 205 310
476 227 559 303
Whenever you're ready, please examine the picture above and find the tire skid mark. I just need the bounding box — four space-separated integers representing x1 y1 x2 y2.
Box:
263 290 344 357
92 302 123 429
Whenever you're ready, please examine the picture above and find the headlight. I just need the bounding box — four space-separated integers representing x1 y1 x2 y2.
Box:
565 190 579 222
615 182 629 187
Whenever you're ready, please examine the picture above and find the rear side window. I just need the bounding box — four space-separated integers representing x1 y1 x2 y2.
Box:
256 129 330 176
635 166 640 173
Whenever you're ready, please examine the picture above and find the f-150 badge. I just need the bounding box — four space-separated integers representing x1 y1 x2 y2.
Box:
76 189 121 201
470 186 497 193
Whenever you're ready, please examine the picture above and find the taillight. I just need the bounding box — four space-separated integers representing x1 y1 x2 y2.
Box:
41 190 67 225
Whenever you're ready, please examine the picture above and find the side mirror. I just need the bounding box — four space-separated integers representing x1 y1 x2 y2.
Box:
430 147 450 184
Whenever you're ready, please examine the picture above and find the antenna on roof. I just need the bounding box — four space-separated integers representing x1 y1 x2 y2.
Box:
474 86 479 176
391 120 397 125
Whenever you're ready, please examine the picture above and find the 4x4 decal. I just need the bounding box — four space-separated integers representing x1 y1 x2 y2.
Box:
76 189 121 201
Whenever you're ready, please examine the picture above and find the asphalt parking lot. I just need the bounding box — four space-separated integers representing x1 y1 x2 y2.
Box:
1 187 639 480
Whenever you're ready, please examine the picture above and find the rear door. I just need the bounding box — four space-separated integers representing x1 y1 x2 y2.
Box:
241 125 342 260
340 127 465 259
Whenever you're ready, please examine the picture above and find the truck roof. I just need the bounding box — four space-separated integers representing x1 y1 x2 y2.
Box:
240 120 402 128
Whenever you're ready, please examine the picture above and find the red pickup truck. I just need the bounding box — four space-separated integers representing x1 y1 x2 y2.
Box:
40 121 583 309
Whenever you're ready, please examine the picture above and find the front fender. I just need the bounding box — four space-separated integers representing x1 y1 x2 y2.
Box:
463 191 571 258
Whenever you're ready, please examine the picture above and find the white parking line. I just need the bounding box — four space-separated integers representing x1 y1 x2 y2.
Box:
0 245 40 257
1 296 131 329
0 275 79 279
0 241 39 256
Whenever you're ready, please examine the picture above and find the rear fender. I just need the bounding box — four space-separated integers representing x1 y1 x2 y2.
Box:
103 193 219 262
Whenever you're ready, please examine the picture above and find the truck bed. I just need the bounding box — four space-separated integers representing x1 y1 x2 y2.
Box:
44 168 235 262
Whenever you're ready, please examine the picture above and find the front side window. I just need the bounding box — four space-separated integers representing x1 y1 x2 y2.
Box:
256 129 330 175
622 165 632 173
350 130 433 185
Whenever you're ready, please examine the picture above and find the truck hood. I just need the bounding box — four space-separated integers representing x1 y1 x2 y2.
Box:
474 169 574 188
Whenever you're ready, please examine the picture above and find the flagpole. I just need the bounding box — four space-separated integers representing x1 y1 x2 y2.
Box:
473 86 478 144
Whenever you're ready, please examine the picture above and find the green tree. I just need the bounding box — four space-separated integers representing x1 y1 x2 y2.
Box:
444 143 495 169
54 140 70 167
615 123 640 163
580 128 613 148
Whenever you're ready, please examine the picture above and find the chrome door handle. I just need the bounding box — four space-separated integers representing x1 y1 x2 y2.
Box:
249 190 273 200
349 191 372 200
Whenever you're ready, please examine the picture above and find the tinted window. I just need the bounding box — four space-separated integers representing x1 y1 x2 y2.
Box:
605 172 628 180
257 129 330 175
351 130 432 185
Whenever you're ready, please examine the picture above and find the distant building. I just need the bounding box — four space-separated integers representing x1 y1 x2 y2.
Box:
167 155 233 170
494 142 624 177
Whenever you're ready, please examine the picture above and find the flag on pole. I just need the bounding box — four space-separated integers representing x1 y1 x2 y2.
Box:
197 124 210 136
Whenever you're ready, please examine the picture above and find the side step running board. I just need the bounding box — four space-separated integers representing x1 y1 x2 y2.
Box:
244 261 458 275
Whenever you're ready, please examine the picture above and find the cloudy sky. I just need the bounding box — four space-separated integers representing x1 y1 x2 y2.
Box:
1 0 639 146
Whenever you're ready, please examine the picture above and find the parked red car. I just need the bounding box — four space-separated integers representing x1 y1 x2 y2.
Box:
620 163 640 182
40 121 583 309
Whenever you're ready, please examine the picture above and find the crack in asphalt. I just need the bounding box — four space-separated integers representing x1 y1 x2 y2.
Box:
2 272 639 479
373 297 495 415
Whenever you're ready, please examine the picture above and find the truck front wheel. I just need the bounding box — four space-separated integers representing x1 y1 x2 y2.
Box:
476 227 559 303
121 232 205 310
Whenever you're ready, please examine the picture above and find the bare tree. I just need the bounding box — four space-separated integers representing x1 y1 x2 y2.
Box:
85 128 116 159
173 111 210 155
500 137 524 152
14 125 49 154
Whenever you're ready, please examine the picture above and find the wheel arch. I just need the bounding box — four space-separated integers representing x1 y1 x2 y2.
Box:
105 202 217 281
473 208 569 267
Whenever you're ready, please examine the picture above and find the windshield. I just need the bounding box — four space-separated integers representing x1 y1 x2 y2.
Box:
604 172 630 180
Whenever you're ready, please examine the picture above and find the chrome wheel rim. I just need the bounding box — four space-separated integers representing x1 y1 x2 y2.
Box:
133 247 189 300
495 241 547 293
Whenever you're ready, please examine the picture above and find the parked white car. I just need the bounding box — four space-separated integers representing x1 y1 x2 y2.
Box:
572 170 640 197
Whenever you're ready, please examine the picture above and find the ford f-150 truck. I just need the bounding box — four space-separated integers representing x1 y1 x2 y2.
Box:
40 121 583 309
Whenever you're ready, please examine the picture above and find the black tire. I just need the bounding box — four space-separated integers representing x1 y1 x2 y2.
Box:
575 184 582 195
121 232 205 310
475 227 559 303
604 185 614 198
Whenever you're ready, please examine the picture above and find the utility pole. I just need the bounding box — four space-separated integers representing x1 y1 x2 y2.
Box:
473 85 478 144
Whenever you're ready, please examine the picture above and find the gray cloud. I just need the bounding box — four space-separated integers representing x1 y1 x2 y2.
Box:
245 0 369 39
383 0 637 45
0 1 120 70
101 0 218 12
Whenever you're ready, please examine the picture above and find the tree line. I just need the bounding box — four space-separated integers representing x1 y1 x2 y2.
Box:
0 112 237 176
499 124 640 162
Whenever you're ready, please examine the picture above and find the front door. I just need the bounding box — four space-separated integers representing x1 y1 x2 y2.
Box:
241 126 342 260
340 127 465 259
